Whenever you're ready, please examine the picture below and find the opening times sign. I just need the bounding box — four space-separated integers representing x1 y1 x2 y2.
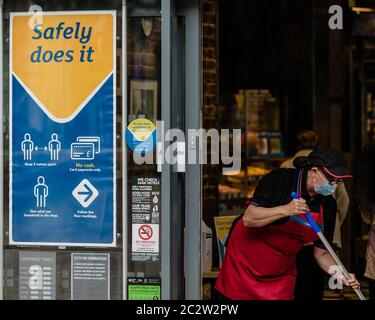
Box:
9 11 116 246
19 251 56 300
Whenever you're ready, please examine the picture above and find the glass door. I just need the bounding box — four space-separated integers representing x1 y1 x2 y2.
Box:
125 0 162 300
126 0 201 300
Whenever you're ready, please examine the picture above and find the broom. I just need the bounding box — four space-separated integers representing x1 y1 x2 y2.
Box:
291 192 366 300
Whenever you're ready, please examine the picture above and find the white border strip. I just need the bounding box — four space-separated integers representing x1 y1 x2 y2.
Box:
9 10 117 248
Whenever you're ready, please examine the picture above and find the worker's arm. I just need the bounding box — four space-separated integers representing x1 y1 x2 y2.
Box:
314 246 360 289
242 198 309 228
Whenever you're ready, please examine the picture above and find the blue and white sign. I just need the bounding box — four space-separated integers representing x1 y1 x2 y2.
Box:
9 11 116 246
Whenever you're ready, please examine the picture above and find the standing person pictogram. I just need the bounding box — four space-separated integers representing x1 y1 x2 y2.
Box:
48 133 61 161
34 176 48 208
21 133 34 160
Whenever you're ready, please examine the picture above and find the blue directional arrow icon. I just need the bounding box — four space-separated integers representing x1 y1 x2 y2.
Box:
72 179 99 208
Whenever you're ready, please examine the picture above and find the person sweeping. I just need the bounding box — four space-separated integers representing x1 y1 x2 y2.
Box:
215 147 361 300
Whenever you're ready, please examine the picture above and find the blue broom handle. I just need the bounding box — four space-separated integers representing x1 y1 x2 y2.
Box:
290 192 366 300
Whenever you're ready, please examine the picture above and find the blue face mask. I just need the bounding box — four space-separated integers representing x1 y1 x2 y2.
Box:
314 170 337 196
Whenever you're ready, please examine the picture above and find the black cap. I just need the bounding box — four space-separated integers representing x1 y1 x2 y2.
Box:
307 147 352 179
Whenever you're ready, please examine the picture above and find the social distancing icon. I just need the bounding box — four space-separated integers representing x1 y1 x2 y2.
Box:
22 132 61 161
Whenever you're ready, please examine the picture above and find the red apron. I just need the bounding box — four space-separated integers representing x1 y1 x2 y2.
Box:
215 171 324 300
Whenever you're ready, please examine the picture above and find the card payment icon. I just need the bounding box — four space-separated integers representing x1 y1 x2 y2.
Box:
71 137 101 160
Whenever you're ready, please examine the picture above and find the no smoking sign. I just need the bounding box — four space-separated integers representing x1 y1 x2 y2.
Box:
138 224 153 240
132 224 159 254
